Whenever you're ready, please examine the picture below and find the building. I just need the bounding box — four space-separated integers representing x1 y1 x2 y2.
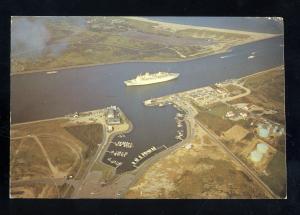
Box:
107 125 114 132
225 111 235 118
106 106 121 125
239 112 248 119
185 143 193 150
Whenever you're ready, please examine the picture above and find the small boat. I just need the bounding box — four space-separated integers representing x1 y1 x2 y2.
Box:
220 54 234 59
46 71 58 74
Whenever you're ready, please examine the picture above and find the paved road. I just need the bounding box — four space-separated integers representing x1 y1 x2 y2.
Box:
118 111 195 198
70 126 108 198
145 85 280 199
76 100 195 198
71 111 133 198
221 83 251 102
195 120 279 199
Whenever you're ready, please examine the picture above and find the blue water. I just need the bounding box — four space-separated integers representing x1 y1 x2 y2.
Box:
11 34 284 173
146 17 283 34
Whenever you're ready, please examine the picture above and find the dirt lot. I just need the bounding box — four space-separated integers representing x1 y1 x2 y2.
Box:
222 125 249 142
10 114 104 198
10 184 59 198
11 137 52 181
125 124 267 199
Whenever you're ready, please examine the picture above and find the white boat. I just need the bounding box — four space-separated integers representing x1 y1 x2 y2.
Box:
46 71 58 74
124 72 179 86
220 54 234 59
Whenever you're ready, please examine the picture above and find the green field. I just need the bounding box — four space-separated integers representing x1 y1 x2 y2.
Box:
196 111 234 136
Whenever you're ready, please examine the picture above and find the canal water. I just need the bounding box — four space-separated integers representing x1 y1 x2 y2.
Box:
147 17 284 34
11 33 283 173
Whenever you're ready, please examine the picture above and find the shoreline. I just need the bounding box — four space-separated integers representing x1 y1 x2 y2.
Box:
10 108 105 126
117 90 198 198
11 65 284 198
122 116 193 195
11 65 284 126
10 36 276 76
119 65 284 198
125 17 280 37
10 46 233 76
11 20 280 76
143 65 284 102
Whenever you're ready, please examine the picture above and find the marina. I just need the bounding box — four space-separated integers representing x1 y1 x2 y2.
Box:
106 150 128 157
131 145 167 168
112 141 134 148
9 16 286 199
11 34 283 174
106 157 123 168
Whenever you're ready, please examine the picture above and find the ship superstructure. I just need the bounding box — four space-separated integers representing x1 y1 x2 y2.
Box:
124 72 179 86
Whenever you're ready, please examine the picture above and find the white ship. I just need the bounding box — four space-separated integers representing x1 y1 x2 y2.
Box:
124 72 179 86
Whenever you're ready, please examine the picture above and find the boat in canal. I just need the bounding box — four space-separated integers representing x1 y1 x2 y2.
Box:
124 71 179 86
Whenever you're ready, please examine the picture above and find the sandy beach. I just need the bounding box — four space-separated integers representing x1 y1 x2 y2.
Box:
125 17 279 38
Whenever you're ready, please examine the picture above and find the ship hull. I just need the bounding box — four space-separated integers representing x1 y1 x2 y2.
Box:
124 73 179 86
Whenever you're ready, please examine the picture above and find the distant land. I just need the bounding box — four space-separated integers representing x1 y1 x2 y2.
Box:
11 16 278 75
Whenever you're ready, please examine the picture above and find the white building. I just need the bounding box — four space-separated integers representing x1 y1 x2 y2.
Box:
106 106 121 125
107 125 114 132
225 111 235 118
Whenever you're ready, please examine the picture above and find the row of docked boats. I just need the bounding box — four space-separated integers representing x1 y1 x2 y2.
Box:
112 141 133 148
131 146 157 166
107 150 128 157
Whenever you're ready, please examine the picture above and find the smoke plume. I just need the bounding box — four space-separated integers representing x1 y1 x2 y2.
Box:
11 16 87 59
11 17 50 58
